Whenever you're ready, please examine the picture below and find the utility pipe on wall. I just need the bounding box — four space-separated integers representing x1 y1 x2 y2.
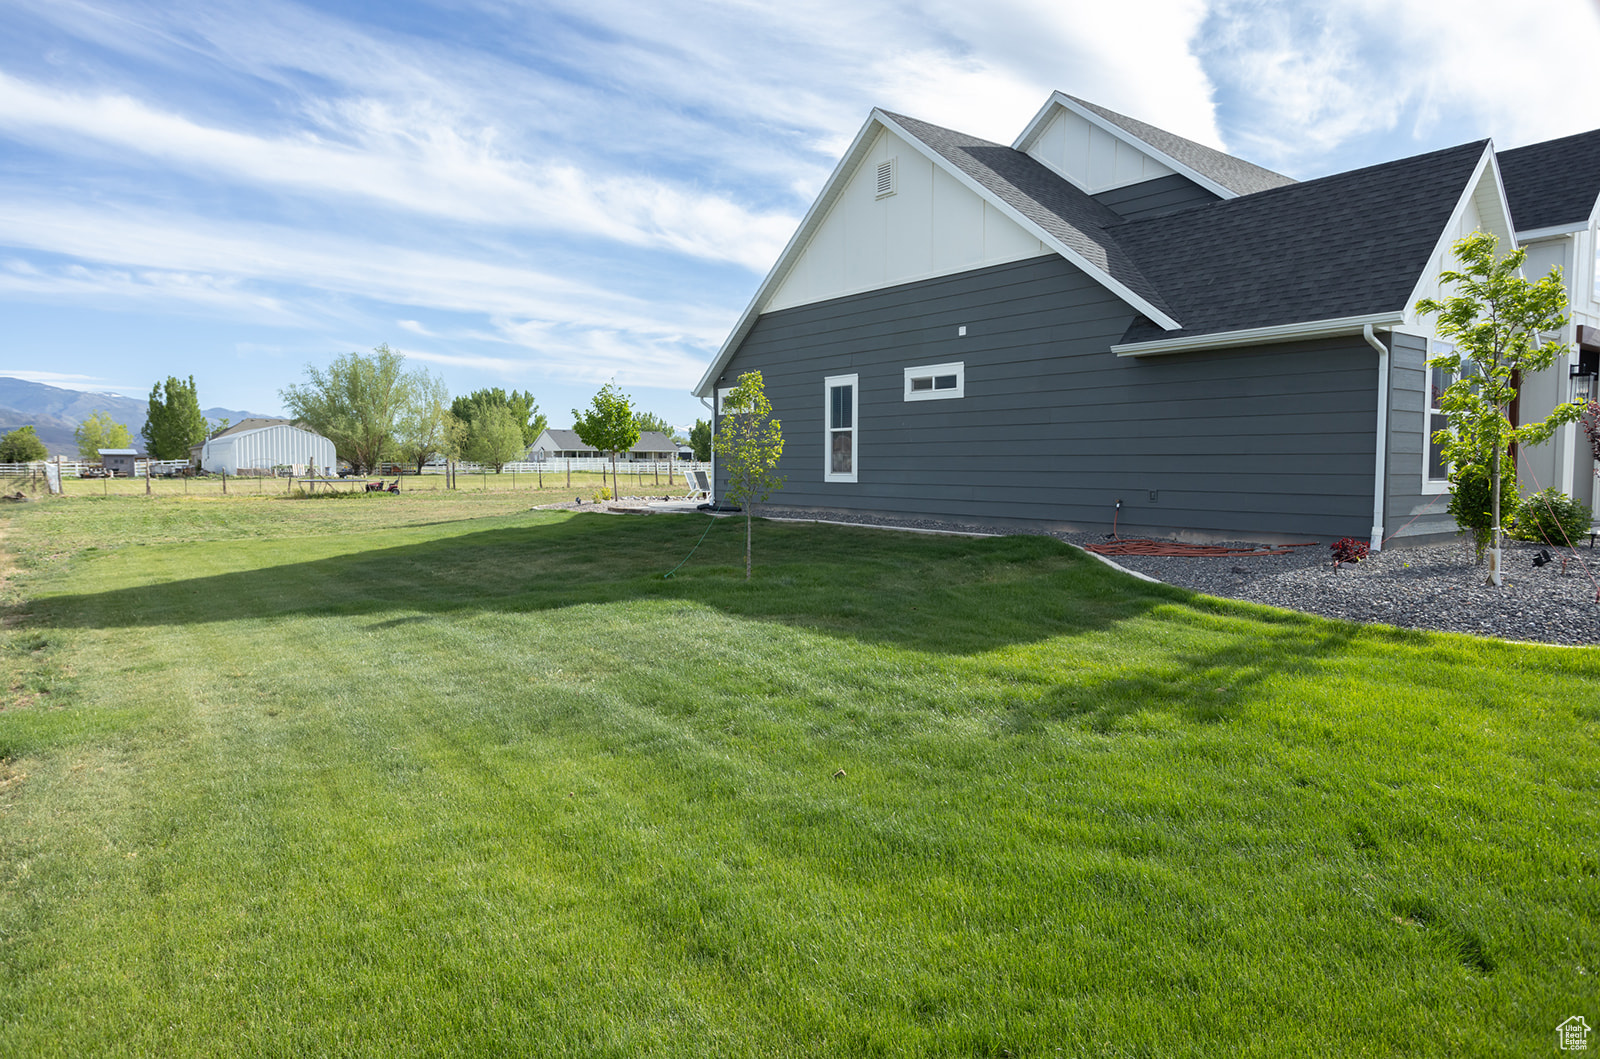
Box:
1363 324 1390 552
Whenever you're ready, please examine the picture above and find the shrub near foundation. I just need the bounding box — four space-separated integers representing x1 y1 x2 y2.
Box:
1509 487 1594 546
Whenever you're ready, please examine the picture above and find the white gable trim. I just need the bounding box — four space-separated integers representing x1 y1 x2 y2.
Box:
1401 144 1519 331
695 109 1181 397
1013 92 1237 201
694 114 887 397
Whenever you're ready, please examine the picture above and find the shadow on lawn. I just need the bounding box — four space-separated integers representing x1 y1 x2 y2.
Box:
18 515 1203 655
1001 606 1368 730
15 512 1206 655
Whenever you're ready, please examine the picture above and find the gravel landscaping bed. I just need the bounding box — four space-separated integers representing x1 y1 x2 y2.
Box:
758 507 1600 647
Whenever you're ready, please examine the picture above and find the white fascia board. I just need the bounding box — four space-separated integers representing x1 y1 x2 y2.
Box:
692 113 888 397
1012 91 1237 201
874 111 1181 331
1401 144 1515 329
1112 312 1405 357
1516 222 1588 242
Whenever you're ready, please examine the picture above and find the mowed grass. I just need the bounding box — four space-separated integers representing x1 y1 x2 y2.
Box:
0 493 1595 1057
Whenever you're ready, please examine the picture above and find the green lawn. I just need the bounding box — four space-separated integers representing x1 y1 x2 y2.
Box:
1 493 1595 1057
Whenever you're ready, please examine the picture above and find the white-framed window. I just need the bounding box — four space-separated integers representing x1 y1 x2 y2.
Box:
1424 341 1475 492
824 374 857 482
715 386 736 414
903 362 964 402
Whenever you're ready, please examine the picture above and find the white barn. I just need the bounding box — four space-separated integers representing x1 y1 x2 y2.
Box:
194 419 335 475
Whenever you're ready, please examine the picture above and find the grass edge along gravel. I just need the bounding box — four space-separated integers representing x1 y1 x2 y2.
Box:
0 493 1594 1058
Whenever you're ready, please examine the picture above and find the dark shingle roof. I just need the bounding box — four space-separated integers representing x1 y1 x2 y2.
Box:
883 111 1176 321
1066 96 1296 197
1496 128 1600 232
1111 140 1489 343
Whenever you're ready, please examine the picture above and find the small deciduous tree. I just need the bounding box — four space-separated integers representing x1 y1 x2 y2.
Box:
712 371 784 579
688 419 712 462
462 405 527 472
571 382 639 497
0 426 48 462
142 375 209 459
75 411 133 462
1415 232 1583 583
281 345 422 474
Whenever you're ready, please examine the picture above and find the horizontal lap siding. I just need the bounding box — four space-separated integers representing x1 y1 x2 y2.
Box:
1091 174 1221 220
714 256 1379 538
1385 331 1458 542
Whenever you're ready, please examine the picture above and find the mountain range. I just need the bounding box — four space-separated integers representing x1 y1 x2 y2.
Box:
0 377 274 457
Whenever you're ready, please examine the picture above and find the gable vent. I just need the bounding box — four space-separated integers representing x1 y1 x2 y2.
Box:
875 157 897 199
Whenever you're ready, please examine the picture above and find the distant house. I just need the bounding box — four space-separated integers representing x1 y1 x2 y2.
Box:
98 448 143 477
694 90 1600 545
192 419 335 475
529 428 678 462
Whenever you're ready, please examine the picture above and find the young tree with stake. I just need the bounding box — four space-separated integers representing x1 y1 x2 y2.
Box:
713 371 784 580
571 382 639 497
1415 232 1584 585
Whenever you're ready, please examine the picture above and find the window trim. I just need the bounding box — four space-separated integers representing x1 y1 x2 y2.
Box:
1422 339 1455 494
903 361 964 402
824 373 858 483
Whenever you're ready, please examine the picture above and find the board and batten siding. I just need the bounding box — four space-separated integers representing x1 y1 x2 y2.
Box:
765 127 1049 314
1022 105 1175 193
713 255 1383 540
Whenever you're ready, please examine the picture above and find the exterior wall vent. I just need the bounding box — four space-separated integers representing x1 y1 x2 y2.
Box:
876 158 897 199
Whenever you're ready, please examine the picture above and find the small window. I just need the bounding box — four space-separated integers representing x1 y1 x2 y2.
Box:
903 362 964 401
824 374 858 482
876 158 896 199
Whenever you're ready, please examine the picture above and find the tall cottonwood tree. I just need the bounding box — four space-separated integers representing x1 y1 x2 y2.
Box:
1416 232 1583 584
395 370 454 473
280 345 422 474
713 371 784 580
142 375 209 459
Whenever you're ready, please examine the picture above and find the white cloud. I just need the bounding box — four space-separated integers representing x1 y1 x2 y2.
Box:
1198 0 1600 170
0 70 797 272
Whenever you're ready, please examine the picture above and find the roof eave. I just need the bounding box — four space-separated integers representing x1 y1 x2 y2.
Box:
1516 222 1589 241
1112 312 1406 358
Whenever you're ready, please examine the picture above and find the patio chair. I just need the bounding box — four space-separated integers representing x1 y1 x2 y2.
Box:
684 470 711 501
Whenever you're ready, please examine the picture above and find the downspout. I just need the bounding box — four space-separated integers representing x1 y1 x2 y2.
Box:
701 394 716 501
1363 324 1390 552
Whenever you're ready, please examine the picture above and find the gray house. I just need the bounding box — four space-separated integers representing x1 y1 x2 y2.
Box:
530 428 678 462
694 92 1600 547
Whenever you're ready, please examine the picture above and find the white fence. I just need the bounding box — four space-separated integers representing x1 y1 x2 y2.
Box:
0 459 189 478
449 459 709 477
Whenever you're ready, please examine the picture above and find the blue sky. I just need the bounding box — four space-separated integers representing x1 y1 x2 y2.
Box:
4 0 1600 430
